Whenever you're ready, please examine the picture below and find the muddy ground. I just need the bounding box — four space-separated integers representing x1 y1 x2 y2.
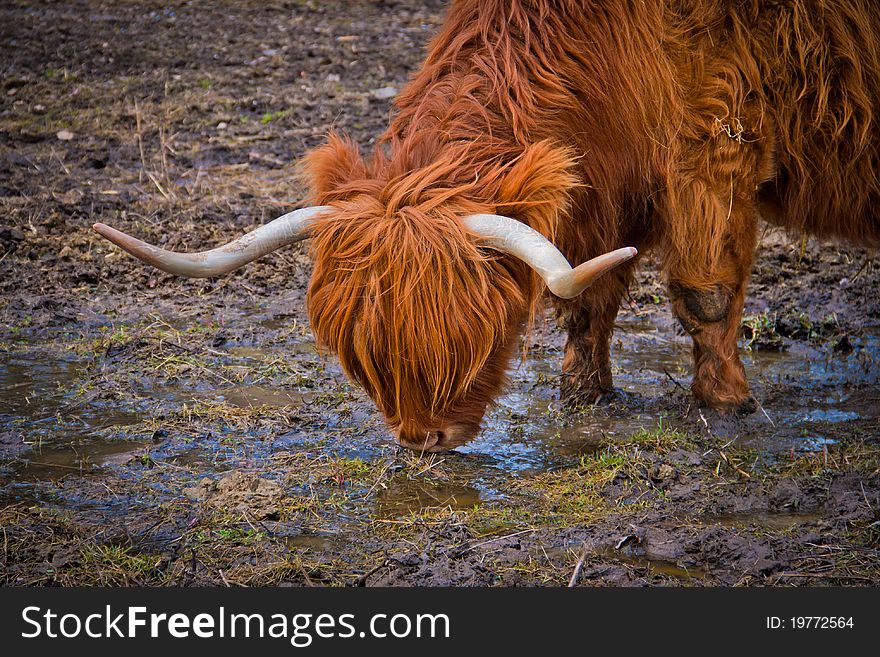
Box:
1 0 878 587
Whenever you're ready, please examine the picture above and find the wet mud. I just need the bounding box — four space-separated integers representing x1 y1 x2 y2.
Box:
1 1 878 586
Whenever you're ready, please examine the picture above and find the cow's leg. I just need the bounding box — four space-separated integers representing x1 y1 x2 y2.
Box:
558 261 636 404
666 193 758 413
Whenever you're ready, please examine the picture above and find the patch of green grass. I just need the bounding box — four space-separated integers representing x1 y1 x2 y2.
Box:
487 552 569 585
100 323 130 345
521 451 625 522
742 311 785 351
260 109 290 124
194 526 265 544
846 518 880 551
327 456 376 481
464 504 543 535
623 424 697 451
76 544 167 585
770 439 880 478
278 453 388 489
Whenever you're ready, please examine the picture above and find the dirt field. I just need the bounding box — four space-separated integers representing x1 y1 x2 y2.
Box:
1 0 878 587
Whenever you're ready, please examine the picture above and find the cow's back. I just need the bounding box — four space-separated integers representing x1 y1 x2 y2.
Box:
744 0 880 245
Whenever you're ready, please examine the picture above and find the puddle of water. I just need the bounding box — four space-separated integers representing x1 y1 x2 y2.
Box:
1 315 876 508
9 438 149 480
0 351 144 452
195 385 308 409
458 349 657 473
745 333 880 386
0 354 85 418
375 479 482 518
0 347 153 489
783 434 839 454
460 322 879 473
285 533 332 551
798 409 860 423
593 545 707 581
225 346 272 359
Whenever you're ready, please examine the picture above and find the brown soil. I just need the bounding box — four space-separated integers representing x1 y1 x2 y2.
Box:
1 0 878 587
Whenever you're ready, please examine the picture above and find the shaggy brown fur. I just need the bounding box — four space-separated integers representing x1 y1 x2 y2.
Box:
305 0 880 450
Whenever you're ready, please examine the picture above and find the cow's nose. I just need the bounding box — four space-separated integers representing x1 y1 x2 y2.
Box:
395 424 476 453
396 430 441 452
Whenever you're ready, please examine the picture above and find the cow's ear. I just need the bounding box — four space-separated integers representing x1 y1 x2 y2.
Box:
494 141 580 234
302 133 367 201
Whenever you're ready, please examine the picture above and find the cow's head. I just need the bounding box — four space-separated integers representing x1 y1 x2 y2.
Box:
93 135 636 452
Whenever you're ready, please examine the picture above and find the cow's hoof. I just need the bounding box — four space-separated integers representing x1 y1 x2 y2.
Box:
698 395 758 416
561 386 631 409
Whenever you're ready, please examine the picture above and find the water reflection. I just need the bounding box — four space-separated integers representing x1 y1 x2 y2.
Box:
375 479 482 518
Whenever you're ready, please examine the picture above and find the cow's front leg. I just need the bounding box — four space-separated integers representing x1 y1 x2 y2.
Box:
670 281 756 413
666 194 758 414
557 263 635 405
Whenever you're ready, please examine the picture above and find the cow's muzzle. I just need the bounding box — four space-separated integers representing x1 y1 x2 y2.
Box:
395 424 474 453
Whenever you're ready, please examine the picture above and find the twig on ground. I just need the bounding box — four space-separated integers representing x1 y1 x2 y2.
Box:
568 544 589 587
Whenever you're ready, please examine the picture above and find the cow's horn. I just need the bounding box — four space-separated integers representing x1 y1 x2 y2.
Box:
463 213 638 299
93 206 333 278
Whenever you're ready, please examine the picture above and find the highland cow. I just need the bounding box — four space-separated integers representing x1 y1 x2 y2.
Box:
95 0 880 452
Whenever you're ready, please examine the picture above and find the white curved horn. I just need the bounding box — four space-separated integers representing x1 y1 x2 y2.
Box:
93 206 333 278
463 213 638 299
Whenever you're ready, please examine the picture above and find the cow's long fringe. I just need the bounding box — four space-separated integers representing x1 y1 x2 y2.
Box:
304 134 577 439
